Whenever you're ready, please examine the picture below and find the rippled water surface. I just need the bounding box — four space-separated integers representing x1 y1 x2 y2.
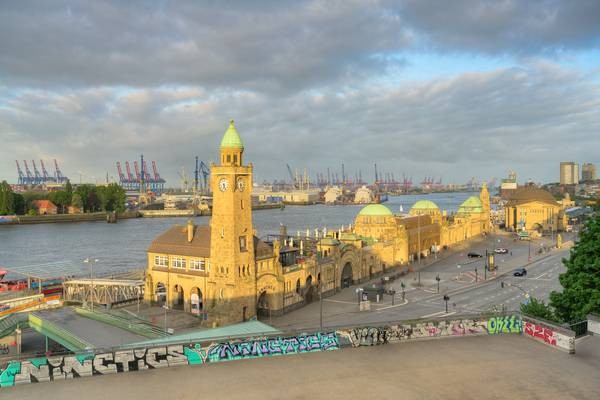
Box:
0 192 474 275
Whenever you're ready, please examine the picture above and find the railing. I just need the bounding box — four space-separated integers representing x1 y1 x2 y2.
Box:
567 320 588 338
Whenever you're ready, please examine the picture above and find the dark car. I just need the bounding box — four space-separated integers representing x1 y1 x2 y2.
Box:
513 267 527 277
467 252 483 258
494 248 508 254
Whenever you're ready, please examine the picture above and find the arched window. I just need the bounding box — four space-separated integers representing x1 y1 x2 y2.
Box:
296 279 301 294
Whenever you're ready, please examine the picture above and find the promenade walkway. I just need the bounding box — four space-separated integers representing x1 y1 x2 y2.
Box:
6 334 600 400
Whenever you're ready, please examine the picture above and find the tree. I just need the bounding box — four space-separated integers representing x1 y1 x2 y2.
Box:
520 298 559 323
75 185 96 212
550 215 600 322
71 193 83 209
0 181 14 215
64 180 73 205
12 193 25 215
48 191 70 213
97 183 126 212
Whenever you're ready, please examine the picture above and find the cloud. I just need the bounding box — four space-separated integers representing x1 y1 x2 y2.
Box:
0 1 410 92
1 62 598 185
399 0 600 54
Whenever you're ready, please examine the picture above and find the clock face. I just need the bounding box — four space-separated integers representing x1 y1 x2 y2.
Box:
218 178 229 192
237 177 245 192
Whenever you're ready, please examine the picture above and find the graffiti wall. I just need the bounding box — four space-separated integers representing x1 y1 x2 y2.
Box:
337 315 522 347
0 332 339 387
522 318 575 353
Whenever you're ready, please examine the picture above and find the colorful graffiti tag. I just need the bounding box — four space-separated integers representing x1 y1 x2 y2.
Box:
524 322 556 345
338 316 522 347
0 332 339 387
487 315 522 334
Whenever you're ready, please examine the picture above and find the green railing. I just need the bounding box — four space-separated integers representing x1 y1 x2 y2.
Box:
28 313 93 352
74 307 166 338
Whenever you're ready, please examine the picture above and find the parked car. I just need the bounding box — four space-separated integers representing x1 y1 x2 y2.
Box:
494 248 508 254
513 267 527 277
467 252 483 258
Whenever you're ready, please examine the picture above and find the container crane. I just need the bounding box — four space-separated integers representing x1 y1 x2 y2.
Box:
15 160 25 185
23 160 33 184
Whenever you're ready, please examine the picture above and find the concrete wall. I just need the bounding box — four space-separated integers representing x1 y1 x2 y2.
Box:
522 316 576 354
0 332 339 387
588 314 600 335
1 313 577 389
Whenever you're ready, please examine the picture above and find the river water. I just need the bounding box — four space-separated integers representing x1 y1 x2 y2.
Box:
0 192 474 277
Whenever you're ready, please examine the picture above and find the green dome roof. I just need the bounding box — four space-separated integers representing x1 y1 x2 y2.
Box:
220 120 244 149
458 196 484 213
358 204 393 216
411 199 439 211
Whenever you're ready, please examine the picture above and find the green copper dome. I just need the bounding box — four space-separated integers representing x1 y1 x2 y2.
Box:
358 204 393 216
411 199 439 211
457 196 484 213
220 120 244 149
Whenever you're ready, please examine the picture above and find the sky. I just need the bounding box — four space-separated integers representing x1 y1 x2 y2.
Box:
1 0 599 187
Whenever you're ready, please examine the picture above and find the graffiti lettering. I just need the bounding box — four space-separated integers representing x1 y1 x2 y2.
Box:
0 333 339 387
487 316 522 334
337 317 521 347
524 322 556 346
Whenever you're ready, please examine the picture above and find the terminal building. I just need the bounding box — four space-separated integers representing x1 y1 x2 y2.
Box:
144 121 493 326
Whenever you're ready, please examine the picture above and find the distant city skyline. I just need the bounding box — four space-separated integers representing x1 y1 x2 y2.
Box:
1 1 599 185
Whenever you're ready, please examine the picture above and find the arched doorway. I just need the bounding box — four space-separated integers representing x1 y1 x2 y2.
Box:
155 282 166 306
190 287 203 316
304 275 315 303
257 291 270 320
172 284 184 310
341 262 353 288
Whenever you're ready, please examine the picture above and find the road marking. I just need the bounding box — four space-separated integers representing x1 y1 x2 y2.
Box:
323 299 357 305
375 299 409 311
420 311 446 318
441 311 457 317
534 272 548 279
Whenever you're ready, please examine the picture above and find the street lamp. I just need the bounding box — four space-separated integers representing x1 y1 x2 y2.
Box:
400 281 406 301
319 262 323 332
443 294 450 313
435 274 441 293
162 304 169 335
83 258 98 312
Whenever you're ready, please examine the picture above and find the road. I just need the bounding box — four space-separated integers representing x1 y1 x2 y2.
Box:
271 232 572 331
6 334 600 400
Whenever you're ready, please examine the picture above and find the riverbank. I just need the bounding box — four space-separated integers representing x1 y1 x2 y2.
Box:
0 211 139 225
0 203 285 225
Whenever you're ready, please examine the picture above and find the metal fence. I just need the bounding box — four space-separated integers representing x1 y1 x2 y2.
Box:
568 320 588 338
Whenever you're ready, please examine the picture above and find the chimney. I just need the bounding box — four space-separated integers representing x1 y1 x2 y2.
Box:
187 220 194 242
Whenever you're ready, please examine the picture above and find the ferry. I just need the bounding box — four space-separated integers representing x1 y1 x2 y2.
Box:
0 268 63 295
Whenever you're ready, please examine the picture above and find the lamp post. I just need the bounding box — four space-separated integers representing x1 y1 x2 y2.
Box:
162 304 169 335
528 238 531 262
435 274 441 293
417 211 421 265
83 258 98 312
443 294 450 313
319 262 323 332
400 281 406 301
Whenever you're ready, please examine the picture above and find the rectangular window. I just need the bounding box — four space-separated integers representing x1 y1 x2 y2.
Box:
239 236 247 252
233 154 238 164
173 257 186 269
226 154 231 163
190 259 205 271
154 255 168 267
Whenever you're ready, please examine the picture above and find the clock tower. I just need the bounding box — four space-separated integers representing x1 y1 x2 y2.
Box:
209 120 255 320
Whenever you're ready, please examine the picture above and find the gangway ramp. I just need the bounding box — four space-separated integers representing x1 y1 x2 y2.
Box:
31 308 147 351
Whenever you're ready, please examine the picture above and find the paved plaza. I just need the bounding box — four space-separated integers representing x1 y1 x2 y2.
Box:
270 232 571 331
6 334 600 400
